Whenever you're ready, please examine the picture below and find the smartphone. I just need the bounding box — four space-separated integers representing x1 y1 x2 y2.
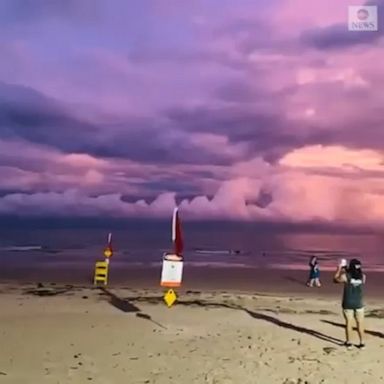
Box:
340 258 347 268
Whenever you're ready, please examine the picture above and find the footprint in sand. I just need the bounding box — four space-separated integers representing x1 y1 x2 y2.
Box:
323 347 337 355
65 354 103 382
42 360 77 381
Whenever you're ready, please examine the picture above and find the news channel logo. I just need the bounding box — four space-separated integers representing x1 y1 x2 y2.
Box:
348 5 378 31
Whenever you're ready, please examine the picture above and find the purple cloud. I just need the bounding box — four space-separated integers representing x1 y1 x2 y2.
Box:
0 0 384 228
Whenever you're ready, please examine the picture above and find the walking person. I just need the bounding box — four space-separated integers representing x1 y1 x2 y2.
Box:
307 256 321 287
334 258 366 349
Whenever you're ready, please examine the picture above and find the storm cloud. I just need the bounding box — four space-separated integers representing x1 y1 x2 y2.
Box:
0 0 383 228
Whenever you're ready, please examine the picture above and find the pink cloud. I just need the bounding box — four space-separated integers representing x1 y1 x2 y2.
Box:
279 145 384 173
1 157 384 230
2 139 384 229
0 166 41 190
271 0 356 32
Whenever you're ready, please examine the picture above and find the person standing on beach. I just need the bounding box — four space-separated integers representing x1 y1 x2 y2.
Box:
334 258 366 349
307 256 321 287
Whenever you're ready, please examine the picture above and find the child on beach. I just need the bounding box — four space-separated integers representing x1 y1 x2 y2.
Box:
306 256 321 287
334 258 366 349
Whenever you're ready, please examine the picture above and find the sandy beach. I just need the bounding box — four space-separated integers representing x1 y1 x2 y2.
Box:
1 282 384 384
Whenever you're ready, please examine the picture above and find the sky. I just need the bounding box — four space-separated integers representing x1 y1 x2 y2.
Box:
0 0 383 229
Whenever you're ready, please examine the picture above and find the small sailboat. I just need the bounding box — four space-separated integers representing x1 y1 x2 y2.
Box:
164 207 183 261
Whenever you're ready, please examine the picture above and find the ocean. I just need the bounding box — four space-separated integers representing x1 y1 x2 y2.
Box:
0 222 383 279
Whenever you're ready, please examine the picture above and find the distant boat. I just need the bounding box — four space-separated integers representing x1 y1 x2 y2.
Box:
164 207 183 261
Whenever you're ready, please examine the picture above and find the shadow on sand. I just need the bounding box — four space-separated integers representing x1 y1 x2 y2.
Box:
244 309 343 345
322 319 384 339
100 288 141 313
24 283 75 297
117 295 343 345
99 288 167 329
283 276 307 286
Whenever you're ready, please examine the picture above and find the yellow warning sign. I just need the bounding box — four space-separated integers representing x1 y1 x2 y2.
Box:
94 260 109 285
164 289 177 307
104 248 112 258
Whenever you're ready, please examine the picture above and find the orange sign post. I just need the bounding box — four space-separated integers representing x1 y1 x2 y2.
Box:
104 232 113 262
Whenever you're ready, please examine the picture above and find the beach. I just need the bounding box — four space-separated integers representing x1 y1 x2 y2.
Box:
2 228 384 383
1 281 384 384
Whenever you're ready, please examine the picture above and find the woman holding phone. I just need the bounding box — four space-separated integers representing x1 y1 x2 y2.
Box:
334 258 366 349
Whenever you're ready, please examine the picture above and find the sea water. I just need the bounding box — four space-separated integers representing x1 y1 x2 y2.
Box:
0 221 383 276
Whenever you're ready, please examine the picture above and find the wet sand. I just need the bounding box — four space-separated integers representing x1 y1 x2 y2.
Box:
2 264 384 299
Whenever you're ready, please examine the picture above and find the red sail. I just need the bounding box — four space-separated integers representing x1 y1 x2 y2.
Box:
172 208 183 256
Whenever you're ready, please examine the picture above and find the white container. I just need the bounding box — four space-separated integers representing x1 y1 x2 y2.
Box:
161 255 183 288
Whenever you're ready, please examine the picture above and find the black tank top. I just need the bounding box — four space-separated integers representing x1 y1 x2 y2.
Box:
342 273 363 309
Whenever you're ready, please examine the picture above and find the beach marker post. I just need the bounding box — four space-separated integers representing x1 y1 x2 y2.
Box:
93 233 113 286
94 260 109 285
160 208 183 307
161 257 183 307
163 288 177 307
104 232 113 263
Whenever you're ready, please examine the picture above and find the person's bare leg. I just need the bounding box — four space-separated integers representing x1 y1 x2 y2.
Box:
355 310 365 346
315 278 321 287
343 311 353 345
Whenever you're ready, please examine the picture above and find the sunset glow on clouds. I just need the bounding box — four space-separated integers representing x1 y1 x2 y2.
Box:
0 0 383 228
